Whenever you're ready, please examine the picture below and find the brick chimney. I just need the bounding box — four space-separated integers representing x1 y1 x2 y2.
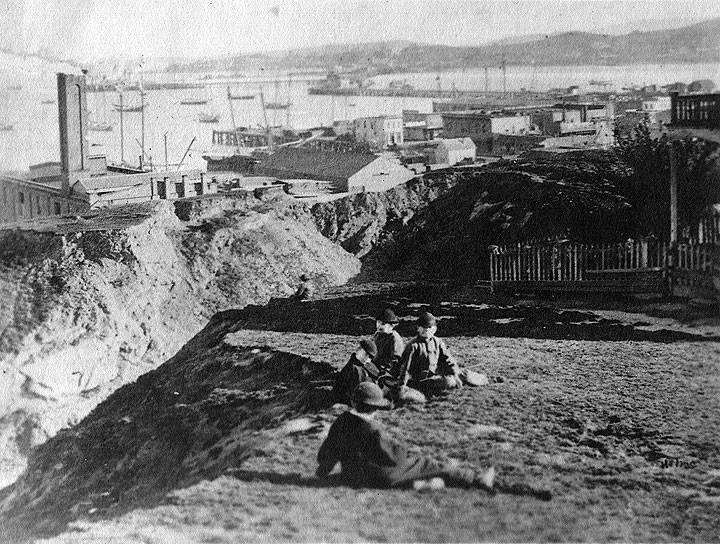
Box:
57 72 90 194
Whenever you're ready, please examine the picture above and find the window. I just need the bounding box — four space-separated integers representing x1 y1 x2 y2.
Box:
54 202 61 215
37 196 42 215
18 192 24 204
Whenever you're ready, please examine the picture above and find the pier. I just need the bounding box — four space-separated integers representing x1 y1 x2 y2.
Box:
308 86 559 102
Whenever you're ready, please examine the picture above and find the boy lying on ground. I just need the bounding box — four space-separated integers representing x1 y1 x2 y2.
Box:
317 382 496 491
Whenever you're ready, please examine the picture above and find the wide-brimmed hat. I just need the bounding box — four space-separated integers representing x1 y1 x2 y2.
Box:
353 382 391 408
416 311 437 328
376 308 399 324
359 338 378 359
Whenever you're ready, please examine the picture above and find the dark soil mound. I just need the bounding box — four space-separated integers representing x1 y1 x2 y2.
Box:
0 310 336 541
371 152 635 281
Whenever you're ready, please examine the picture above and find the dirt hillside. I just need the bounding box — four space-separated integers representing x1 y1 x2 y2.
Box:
1 286 718 542
0 192 359 487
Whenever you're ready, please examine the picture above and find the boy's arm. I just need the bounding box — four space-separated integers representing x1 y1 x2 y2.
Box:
316 423 340 477
398 343 416 386
438 339 460 376
389 334 405 374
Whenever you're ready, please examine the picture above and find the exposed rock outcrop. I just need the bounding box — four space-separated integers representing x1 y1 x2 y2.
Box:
0 193 359 486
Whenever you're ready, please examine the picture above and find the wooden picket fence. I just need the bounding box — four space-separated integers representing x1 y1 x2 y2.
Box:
489 238 718 296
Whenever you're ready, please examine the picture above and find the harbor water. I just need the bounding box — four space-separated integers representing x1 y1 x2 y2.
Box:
0 62 719 172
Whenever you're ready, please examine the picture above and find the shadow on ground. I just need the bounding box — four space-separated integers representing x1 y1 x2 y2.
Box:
226 285 719 343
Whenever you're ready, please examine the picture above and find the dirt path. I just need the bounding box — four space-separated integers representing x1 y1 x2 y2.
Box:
38 298 720 543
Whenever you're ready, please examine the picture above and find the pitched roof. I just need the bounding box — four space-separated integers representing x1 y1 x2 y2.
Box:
73 174 146 193
257 148 379 180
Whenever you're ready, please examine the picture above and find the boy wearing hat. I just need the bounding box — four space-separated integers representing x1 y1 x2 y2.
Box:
317 382 495 491
332 338 380 406
398 311 464 395
372 308 405 379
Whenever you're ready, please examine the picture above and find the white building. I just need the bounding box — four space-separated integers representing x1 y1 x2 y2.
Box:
353 116 404 148
642 96 672 112
489 115 532 135
434 138 477 165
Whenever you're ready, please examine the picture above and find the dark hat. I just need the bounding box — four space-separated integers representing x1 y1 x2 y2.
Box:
376 308 399 324
299 273 309 281
359 338 378 359
416 311 437 328
352 382 391 408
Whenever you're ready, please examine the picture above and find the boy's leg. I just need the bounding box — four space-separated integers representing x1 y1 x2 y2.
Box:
385 457 494 491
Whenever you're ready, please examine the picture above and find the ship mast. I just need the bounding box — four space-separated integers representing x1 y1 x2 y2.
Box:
118 88 125 164
227 86 241 153
139 74 146 169
259 86 273 151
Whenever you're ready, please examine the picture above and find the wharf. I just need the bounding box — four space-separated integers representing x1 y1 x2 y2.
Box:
87 82 204 93
308 86 558 101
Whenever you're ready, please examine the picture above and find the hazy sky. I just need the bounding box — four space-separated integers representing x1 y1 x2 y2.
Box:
3 0 720 60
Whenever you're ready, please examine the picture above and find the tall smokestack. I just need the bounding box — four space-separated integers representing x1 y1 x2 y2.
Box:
57 72 89 193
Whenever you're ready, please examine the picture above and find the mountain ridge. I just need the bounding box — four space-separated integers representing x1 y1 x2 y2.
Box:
163 17 720 74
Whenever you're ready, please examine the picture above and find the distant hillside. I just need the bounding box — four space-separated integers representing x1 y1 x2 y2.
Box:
165 17 720 74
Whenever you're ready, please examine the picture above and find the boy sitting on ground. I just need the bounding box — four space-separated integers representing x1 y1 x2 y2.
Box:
372 308 405 380
398 311 476 396
332 338 380 406
317 382 496 491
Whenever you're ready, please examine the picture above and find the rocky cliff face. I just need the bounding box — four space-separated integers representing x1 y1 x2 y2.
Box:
0 193 359 487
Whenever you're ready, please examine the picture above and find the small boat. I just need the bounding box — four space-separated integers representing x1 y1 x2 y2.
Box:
89 121 113 131
198 112 220 123
113 103 145 112
0 124 13 131
180 99 208 105
229 93 255 100
7 84 21 91
41 99 55 105
265 102 292 110
589 79 613 87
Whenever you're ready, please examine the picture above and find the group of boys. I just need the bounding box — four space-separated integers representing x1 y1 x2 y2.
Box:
333 308 482 406
320 308 497 493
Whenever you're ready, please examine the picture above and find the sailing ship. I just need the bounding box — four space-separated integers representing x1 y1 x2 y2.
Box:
265 79 292 110
180 98 208 105
89 121 113 131
264 102 291 110
228 92 255 100
198 112 220 123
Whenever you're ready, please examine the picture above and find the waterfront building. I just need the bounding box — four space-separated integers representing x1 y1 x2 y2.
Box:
352 116 404 148
440 110 534 153
402 111 443 141
255 147 414 192
0 73 215 225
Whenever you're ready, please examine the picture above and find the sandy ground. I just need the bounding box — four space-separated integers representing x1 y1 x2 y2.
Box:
32 291 720 543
